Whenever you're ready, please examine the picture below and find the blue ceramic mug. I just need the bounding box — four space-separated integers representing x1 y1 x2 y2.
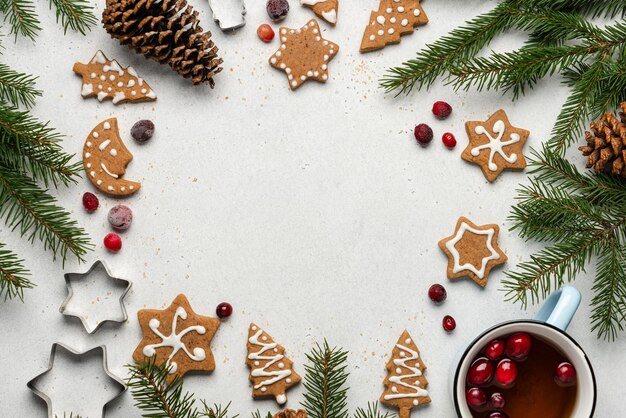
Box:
452 286 596 417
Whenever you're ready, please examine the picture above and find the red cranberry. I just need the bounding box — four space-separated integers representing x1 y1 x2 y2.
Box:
490 392 506 409
103 233 122 252
442 132 457 148
555 362 577 387
505 332 532 360
443 315 456 332
432 101 452 119
216 302 233 319
108 205 133 230
257 23 275 42
483 339 505 361
131 120 154 143
495 359 518 387
488 413 509 418
428 284 447 303
266 0 289 21
467 357 494 386
414 123 433 145
465 387 488 411
82 192 99 212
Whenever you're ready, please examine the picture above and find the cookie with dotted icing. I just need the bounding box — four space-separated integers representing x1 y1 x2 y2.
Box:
246 323 301 405
438 216 508 287
360 0 428 53
301 0 338 26
83 118 141 196
462 109 530 182
73 50 156 105
269 19 339 91
380 330 431 418
133 294 221 383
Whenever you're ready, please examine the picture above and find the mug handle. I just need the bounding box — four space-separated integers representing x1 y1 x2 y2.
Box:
534 285 581 331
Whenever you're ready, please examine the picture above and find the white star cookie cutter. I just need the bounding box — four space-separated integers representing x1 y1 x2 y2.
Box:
208 0 246 31
27 343 127 418
59 260 131 334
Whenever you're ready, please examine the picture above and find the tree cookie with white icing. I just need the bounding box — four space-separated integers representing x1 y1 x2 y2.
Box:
83 118 141 196
246 323 301 405
438 216 508 287
301 0 338 26
73 50 156 105
133 294 221 383
462 109 530 182
360 0 428 53
380 330 431 418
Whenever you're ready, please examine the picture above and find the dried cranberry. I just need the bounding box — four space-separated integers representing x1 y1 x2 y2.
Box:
432 101 452 119
82 192 99 212
131 120 155 143
266 0 289 21
414 123 433 145
467 357 494 386
108 205 133 230
428 284 447 303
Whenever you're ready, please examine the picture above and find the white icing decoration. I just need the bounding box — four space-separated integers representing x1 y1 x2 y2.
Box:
369 35 376 41
248 328 292 390
413 8 420 16
84 152 91 158
146 90 156 99
127 79 136 87
470 119 520 171
377 16 385 25
92 51 107 64
377 30 384 36
398 6 405 12
89 171 95 177
444 221 500 279
98 139 111 151
271 57 277 64
129 185 134 190
390 17 397 23
81 83 93 96
322 74 328 80
386 7 392 13
142 307 207 374
101 163 118 179
107 185 114 191
276 394 287 405
117 82 123 88
99 75 106 81
86 141 92 147
141 88 147 94
388 28 395 34
107 87 112 92
97 91 107 101
131 91 136 96
383 344 429 402
109 75 116 81
96 179 102 185
121 187 126 191
110 148 118 157
300 0 325 4
103 122 111 130
90 72 96 78
401 18 409 26
92 132 99 138
112 92 125 104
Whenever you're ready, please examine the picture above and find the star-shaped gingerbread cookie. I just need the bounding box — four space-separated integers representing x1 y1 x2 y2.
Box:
133 294 220 382
462 109 530 182
438 216 507 287
269 19 339 90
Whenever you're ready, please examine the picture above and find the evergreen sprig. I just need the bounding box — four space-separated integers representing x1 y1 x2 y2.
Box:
0 242 31 300
504 146 626 340
301 341 349 418
0 0 96 40
127 359 236 418
353 403 395 418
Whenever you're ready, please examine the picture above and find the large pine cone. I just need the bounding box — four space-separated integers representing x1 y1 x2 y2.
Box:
273 410 307 418
102 0 223 87
579 102 626 178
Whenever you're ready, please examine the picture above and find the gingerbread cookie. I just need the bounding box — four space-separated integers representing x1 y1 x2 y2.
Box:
462 109 530 182
73 50 156 105
381 330 431 418
269 19 339 91
133 294 220 382
360 0 428 53
83 118 141 196
301 0 338 26
438 217 507 287
246 323 301 405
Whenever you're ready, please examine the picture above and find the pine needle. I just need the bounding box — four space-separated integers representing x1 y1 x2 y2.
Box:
0 242 32 301
0 0 41 40
0 63 41 108
49 0 97 35
353 403 395 418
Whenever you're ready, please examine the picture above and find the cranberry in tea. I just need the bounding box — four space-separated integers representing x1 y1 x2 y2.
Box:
467 357 494 386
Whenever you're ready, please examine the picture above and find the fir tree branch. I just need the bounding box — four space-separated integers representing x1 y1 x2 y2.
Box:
0 242 32 301
0 0 41 40
301 341 349 418
251 411 272 418
0 63 41 108
49 0 97 35
353 403 395 418
0 162 91 263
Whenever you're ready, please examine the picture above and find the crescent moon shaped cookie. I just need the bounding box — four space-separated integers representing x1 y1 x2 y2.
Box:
83 118 141 196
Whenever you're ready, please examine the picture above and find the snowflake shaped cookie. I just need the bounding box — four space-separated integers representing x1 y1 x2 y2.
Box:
438 216 507 287
462 109 530 182
269 19 339 90
133 294 220 382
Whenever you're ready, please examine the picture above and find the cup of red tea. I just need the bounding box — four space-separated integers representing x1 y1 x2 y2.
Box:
452 286 596 417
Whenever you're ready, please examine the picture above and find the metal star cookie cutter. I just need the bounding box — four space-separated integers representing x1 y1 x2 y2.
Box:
60 260 131 334
27 343 127 418
208 0 246 32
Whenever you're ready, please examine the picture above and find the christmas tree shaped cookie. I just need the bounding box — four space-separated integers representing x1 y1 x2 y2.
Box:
246 323 301 405
73 50 156 105
380 330 431 418
360 0 428 53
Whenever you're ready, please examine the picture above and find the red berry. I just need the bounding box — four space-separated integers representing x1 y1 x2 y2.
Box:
483 339 505 361
495 359 518 387
488 413 509 418
428 284 447 303
555 362 577 387
505 332 532 360
465 387 488 411
442 132 457 148
103 233 122 252
257 23 275 42
414 123 433 145
266 0 289 21
467 357 494 386
131 120 155 143
432 101 452 119
489 392 506 409
442 315 456 332
108 205 133 230
82 192 99 212
216 302 233 319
